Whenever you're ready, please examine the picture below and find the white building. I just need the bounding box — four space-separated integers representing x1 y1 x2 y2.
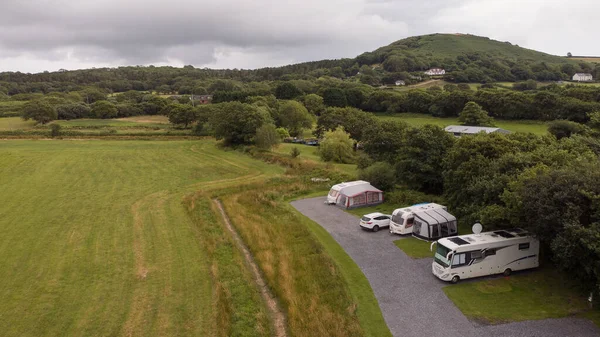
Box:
444 125 511 137
395 80 406 86
573 73 593 82
424 68 446 76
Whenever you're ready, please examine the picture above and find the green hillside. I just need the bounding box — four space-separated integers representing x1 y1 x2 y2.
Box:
356 33 598 83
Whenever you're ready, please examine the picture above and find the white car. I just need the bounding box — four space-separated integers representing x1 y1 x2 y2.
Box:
359 212 391 232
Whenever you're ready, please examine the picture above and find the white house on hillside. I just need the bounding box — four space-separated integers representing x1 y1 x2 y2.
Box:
395 80 406 86
424 68 446 76
573 73 593 82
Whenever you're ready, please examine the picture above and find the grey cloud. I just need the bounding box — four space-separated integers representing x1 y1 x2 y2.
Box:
0 0 598 73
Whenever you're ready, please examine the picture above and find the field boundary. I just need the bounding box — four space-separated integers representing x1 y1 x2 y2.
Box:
213 199 288 337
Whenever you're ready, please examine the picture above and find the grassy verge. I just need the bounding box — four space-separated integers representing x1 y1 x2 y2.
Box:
394 238 433 258
273 143 357 177
220 178 391 337
443 267 593 324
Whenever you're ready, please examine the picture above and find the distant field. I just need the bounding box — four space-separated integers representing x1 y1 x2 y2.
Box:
570 57 600 63
274 143 357 176
375 113 549 135
0 140 282 336
0 117 35 130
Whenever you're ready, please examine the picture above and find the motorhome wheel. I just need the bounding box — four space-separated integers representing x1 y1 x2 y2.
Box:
503 268 512 276
451 275 460 284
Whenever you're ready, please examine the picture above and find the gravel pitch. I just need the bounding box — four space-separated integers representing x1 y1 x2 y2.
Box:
291 197 600 337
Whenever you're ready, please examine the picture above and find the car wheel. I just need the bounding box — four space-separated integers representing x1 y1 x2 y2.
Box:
503 268 512 276
372 225 379 232
451 275 460 284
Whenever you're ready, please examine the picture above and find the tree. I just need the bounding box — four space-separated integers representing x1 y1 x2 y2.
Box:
361 120 408 162
50 124 61 138
168 104 197 128
91 101 118 119
22 100 57 124
567 52 573 57
319 127 355 163
255 124 281 150
80 88 107 104
56 103 91 120
359 162 396 191
458 101 495 126
396 125 455 193
303 94 326 116
209 102 271 145
116 103 143 118
276 127 290 139
275 82 302 99
548 120 589 139
322 88 347 107
276 100 314 137
316 107 377 141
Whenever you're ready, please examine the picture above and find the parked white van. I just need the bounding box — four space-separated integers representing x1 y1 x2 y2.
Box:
389 203 447 235
432 228 540 283
326 181 370 205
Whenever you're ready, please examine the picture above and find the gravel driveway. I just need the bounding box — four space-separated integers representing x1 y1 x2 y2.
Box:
291 197 600 337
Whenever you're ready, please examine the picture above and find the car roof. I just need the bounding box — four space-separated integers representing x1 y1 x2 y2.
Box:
363 212 388 218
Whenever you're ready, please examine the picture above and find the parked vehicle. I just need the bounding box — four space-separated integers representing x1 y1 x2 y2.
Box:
359 212 391 232
412 208 458 241
390 203 447 235
431 228 540 283
304 138 320 146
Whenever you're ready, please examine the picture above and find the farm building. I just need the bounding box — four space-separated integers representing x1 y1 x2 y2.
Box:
424 68 446 76
444 125 510 137
395 80 406 86
191 94 213 104
412 208 458 241
327 181 383 209
573 73 593 82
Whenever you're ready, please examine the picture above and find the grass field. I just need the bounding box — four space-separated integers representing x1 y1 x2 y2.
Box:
443 268 592 324
0 140 282 336
0 117 35 130
0 139 391 336
375 113 549 135
394 238 433 258
274 143 357 176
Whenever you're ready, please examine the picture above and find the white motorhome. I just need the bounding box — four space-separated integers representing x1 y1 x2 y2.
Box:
389 203 447 235
326 181 370 204
431 228 540 283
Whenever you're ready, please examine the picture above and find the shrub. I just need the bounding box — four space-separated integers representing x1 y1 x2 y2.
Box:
358 162 396 191
548 120 589 140
290 147 301 158
319 126 355 163
50 124 61 138
255 124 281 150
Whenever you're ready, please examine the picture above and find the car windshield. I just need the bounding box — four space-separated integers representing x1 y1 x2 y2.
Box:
361 216 371 221
434 243 451 268
391 212 403 224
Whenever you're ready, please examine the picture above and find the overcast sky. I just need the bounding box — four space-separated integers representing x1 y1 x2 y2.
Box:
0 0 597 73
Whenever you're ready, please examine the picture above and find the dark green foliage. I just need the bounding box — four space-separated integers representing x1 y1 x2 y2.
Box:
116 104 143 118
50 124 61 138
361 120 408 162
22 100 57 124
359 162 396 191
458 102 495 126
319 127 355 163
303 94 326 116
316 107 377 141
322 88 348 107
254 124 281 150
91 101 118 119
167 104 197 128
548 120 589 139
275 82 302 100
56 103 91 120
209 102 271 145
276 100 314 137
396 125 454 194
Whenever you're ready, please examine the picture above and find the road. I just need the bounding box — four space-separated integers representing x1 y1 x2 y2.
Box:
291 197 600 337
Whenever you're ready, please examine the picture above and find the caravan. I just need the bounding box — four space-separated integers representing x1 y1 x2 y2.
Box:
432 228 540 283
326 181 370 205
389 203 447 235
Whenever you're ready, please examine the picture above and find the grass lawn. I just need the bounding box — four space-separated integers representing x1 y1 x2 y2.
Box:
443 267 594 324
375 113 549 135
274 143 357 177
394 237 434 258
53 118 170 129
0 117 35 130
0 140 282 337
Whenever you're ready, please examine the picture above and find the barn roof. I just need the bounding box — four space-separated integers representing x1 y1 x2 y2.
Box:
444 125 510 135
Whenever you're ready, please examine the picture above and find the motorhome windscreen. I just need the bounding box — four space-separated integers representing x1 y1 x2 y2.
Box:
391 212 404 224
434 244 451 268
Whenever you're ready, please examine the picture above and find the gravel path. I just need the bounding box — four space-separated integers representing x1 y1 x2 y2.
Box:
291 197 600 337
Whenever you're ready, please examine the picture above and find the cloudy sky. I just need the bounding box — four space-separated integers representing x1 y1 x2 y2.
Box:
0 0 597 73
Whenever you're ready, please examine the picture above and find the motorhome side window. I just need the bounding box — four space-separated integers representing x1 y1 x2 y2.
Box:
519 243 530 250
407 218 414 225
452 253 466 267
485 249 496 256
471 251 483 259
